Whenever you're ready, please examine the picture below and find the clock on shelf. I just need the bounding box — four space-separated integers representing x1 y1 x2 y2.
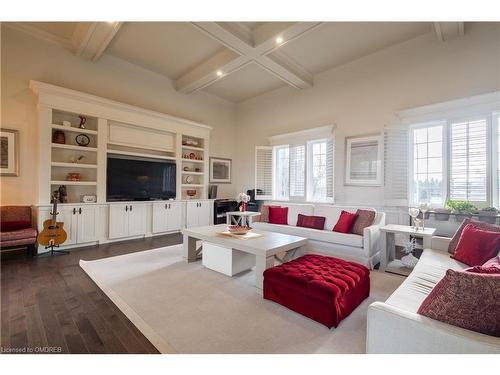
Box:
75 133 90 147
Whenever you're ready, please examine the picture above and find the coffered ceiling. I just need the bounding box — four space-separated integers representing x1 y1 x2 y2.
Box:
6 21 465 103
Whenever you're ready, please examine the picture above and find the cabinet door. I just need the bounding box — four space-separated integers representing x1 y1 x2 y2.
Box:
165 201 182 231
77 206 98 243
185 201 199 228
198 201 212 227
109 204 129 239
152 202 169 233
128 204 147 236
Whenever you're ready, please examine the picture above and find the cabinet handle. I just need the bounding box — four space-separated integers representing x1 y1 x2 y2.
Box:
79 207 82 215
130 205 133 211
165 203 168 209
73 208 76 215
169 204 171 209
125 205 128 212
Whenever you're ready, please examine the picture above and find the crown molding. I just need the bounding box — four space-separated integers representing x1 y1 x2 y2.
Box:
396 90 500 125
29 80 213 131
268 124 335 145
5 22 74 50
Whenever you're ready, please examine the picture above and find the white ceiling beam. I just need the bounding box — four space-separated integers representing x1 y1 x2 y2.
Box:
72 22 122 61
175 49 245 94
177 22 319 94
433 22 465 42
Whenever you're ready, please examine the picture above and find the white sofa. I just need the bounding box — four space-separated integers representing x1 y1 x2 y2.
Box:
367 236 500 354
252 203 385 269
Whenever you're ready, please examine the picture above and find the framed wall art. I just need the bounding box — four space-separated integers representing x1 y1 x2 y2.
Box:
345 134 382 186
209 157 231 184
0 129 19 176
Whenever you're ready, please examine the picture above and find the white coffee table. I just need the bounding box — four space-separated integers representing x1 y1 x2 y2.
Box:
182 224 307 289
380 224 436 275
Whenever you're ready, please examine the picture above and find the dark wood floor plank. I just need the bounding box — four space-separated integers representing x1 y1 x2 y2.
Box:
1 234 180 354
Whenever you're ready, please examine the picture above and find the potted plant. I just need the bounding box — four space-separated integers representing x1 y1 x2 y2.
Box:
434 207 451 221
478 207 498 224
446 200 478 222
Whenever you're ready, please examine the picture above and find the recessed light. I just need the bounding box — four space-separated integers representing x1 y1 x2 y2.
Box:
276 37 283 44
216 70 223 77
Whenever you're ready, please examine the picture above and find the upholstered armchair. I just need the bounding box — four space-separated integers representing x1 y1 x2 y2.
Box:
0 206 37 256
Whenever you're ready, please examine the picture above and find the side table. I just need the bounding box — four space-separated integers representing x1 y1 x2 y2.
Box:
379 224 436 276
226 211 261 226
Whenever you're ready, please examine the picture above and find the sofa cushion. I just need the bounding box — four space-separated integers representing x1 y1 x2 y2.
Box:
253 222 364 248
448 218 500 254
333 210 358 233
0 227 37 242
351 209 376 235
385 249 467 313
268 206 288 225
417 269 500 337
282 204 315 226
313 205 343 230
296 214 326 230
259 205 272 223
451 224 500 266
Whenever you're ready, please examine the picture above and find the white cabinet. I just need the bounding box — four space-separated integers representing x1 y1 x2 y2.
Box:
152 201 182 233
37 205 98 248
109 203 147 239
185 200 212 228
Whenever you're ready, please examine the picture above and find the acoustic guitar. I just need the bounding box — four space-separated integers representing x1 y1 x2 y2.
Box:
37 194 68 247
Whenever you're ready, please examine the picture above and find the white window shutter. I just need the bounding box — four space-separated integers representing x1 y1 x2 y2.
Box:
449 119 488 202
384 126 408 205
326 138 334 201
255 146 274 200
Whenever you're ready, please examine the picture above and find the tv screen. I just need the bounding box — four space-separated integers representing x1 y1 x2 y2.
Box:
107 154 176 201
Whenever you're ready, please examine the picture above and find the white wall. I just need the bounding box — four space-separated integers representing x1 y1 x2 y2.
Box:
234 23 500 206
1 25 238 205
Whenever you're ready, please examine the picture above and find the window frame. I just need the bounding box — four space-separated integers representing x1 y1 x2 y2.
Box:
408 121 448 208
270 137 334 203
409 113 498 208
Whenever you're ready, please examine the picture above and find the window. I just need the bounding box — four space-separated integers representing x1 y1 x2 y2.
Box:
274 146 289 200
256 131 334 202
290 145 305 198
411 124 445 206
449 119 488 202
409 115 496 207
307 140 327 201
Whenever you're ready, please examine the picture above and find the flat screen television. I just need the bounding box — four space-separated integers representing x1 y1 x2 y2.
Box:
107 154 176 201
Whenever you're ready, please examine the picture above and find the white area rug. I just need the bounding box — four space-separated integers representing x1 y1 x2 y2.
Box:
80 245 404 354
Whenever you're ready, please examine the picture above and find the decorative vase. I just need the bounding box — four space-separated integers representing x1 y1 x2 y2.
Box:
53 130 66 144
240 202 247 212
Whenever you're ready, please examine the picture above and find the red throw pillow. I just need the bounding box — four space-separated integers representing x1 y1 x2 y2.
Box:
448 219 500 254
465 256 500 274
417 269 500 337
268 206 288 225
451 224 500 266
296 214 326 230
333 210 359 233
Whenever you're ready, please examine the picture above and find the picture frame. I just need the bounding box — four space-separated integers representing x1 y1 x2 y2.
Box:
345 133 382 186
0 128 19 176
209 157 231 184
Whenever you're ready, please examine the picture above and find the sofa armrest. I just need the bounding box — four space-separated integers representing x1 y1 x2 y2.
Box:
363 212 385 257
431 236 451 252
367 302 500 354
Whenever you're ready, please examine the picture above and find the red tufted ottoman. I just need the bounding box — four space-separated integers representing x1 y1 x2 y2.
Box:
263 254 370 328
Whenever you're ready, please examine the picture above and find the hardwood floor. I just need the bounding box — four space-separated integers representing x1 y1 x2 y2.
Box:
1 233 183 354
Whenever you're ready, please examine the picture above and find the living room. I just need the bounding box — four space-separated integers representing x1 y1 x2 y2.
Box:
1 0 499 373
